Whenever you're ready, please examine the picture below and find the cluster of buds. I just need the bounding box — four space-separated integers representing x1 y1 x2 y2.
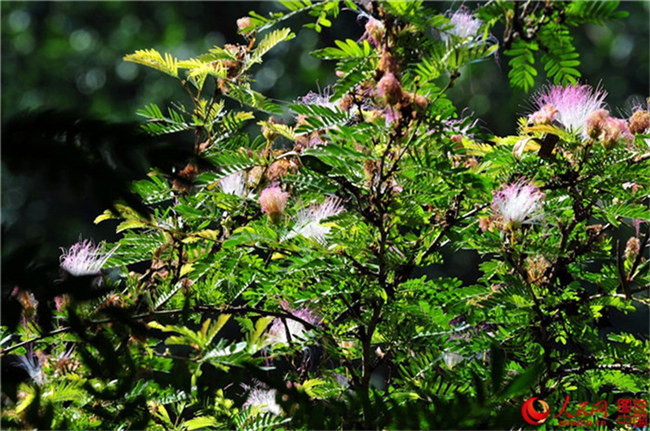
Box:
236 17 253 36
266 158 299 182
212 43 246 83
584 109 633 149
11 287 39 322
375 47 427 114
294 130 325 153
377 72 403 105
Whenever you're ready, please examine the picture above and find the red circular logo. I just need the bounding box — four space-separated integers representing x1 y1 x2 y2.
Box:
522 397 550 425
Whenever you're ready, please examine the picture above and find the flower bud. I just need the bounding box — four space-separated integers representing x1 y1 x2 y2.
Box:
236 17 252 33
528 103 558 126
259 184 289 224
266 159 297 182
625 237 640 260
450 134 463 145
526 255 550 285
602 116 632 149
629 109 650 135
172 162 198 194
262 124 278 142
584 109 609 140
377 46 398 74
364 17 385 47
377 72 402 105
338 94 354 112
414 94 428 110
294 134 310 152
247 166 264 187
478 216 494 232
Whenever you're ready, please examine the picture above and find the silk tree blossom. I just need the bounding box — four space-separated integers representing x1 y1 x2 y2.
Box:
259 184 290 224
492 181 545 228
16 350 45 385
218 171 248 197
244 386 281 416
60 239 117 277
296 88 337 110
288 196 344 245
267 304 320 345
441 7 483 42
361 14 385 48
530 84 607 136
442 110 480 141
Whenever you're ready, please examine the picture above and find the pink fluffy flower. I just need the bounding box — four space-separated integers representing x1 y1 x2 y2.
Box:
441 7 483 42
259 184 289 224
243 385 281 416
267 303 320 345
289 196 344 244
531 84 607 136
492 181 545 228
296 88 336 110
60 239 117 277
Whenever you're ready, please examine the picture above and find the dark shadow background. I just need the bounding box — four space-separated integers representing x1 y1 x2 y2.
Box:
1 1 648 279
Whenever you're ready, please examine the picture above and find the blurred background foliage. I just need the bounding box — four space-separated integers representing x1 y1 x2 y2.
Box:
1 1 648 271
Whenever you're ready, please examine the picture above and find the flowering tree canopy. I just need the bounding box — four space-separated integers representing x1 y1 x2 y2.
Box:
2 1 649 430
